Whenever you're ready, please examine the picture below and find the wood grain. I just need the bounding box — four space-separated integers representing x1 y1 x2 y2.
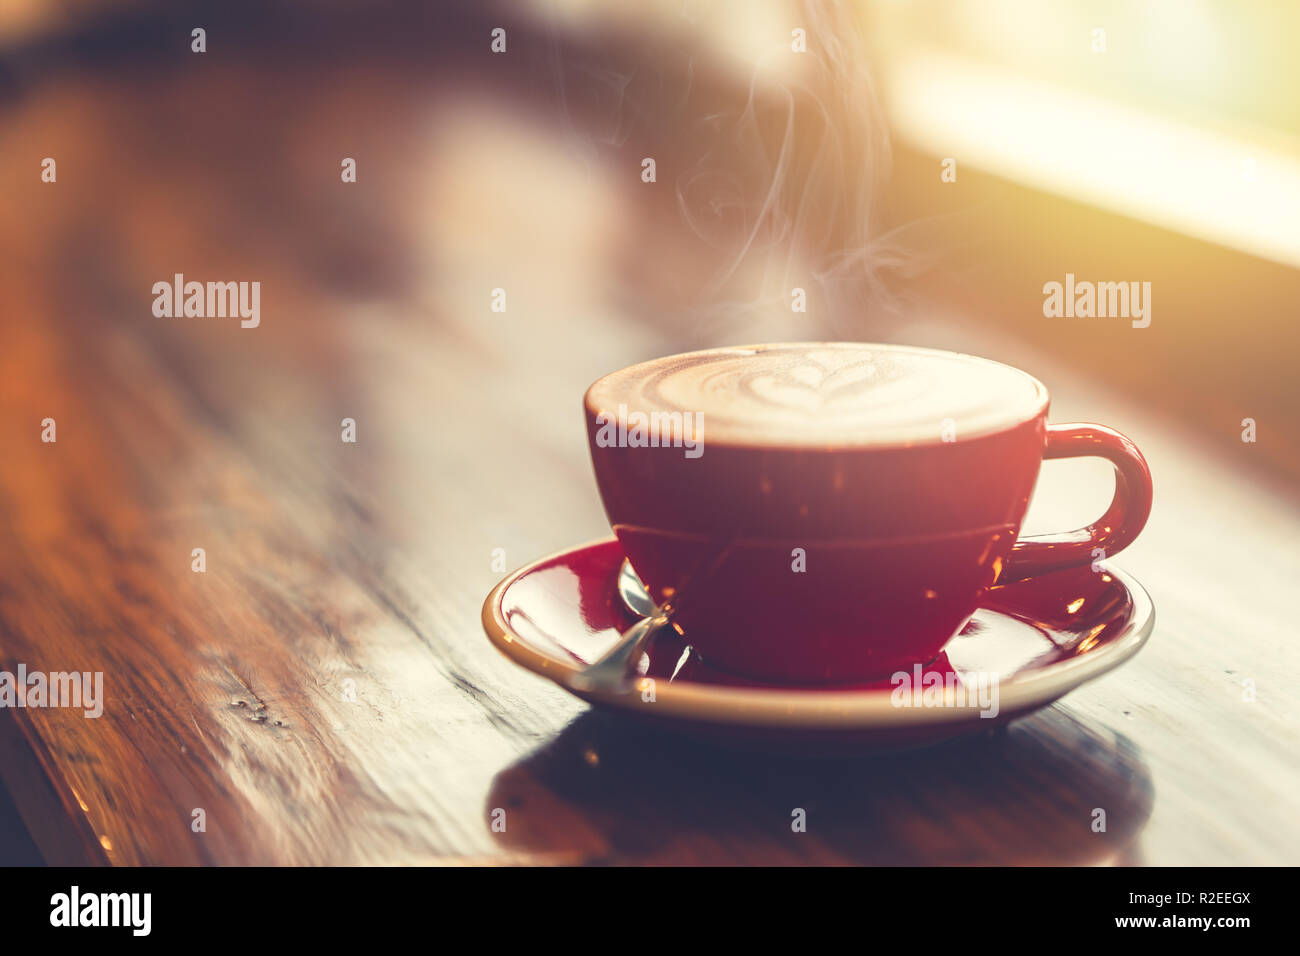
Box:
0 6 1296 866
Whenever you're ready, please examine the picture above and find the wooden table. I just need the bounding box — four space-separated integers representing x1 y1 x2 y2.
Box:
1 9 1296 867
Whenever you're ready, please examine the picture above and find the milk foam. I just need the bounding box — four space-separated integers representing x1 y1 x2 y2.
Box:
585 343 1047 446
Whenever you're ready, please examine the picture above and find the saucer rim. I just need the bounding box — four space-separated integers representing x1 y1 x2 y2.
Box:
481 537 1155 729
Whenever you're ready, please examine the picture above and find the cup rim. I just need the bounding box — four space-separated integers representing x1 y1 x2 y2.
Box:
583 341 1050 450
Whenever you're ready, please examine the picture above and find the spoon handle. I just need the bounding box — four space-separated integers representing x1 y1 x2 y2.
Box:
568 613 668 694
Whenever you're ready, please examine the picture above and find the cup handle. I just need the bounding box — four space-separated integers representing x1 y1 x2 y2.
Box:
1000 423 1153 583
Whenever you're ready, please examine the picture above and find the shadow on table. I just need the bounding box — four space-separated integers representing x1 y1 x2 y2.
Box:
486 705 1152 865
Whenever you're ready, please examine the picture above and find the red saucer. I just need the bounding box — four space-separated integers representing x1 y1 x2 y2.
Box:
482 538 1155 749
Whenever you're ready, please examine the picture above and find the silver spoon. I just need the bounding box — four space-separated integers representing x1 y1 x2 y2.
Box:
567 561 669 694
615 558 657 617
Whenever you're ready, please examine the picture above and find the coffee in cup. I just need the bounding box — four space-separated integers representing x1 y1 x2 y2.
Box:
584 343 1152 683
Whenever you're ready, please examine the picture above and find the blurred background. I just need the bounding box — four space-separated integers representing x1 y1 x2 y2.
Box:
3 0 1296 473
0 0 1297 865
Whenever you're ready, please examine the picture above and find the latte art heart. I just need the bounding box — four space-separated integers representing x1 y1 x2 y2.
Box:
743 353 880 412
586 343 1047 447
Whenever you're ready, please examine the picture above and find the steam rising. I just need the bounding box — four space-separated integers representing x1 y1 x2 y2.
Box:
543 0 914 338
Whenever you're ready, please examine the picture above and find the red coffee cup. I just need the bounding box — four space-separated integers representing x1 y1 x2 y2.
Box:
584 343 1152 683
